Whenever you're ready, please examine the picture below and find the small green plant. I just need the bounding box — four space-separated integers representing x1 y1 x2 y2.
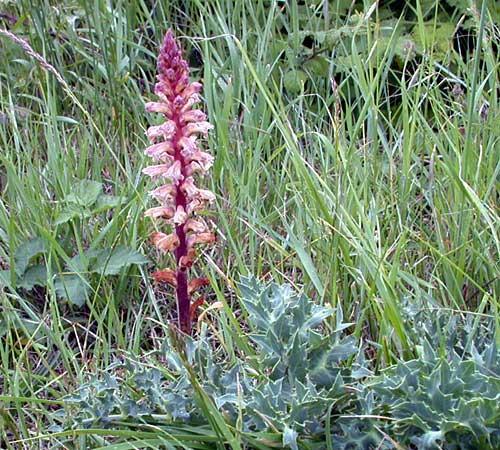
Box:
54 178 123 225
0 236 147 306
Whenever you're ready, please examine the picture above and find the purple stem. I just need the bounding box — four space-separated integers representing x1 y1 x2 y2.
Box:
173 120 191 335
174 222 190 334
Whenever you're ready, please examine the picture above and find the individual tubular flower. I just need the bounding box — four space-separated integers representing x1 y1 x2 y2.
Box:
143 30 215 335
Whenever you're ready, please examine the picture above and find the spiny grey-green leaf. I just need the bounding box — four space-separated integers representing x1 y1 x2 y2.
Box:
283 426 299 450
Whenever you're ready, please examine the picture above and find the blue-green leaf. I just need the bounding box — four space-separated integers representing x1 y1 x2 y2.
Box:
283 426 299 450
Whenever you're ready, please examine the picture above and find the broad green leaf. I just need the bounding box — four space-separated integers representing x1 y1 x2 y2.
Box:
93 194 123 213
90 246 148 275
395 36 416 62
67 253 90 273
304 56 329 76
283 70 307 94
14 237 46 276
65 179 103 207
309 352 341 387
413 22 455 59
329 0 353 16
17 264 47 290
54 273 89 307
309 339 356 386
54 204 89 225
302 306 334 330
0 270 11 288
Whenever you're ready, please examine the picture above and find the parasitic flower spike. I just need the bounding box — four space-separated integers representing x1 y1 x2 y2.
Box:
143 30 215 334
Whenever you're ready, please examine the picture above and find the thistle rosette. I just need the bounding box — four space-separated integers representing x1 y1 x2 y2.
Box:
143 30 215 335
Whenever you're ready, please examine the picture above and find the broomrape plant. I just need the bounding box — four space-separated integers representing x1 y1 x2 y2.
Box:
143 30 215 334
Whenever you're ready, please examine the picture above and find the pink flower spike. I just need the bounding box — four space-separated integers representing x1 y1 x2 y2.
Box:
146 121 176 142
172 205 188 224
186 160 209 176
179 136 199 155
150 184 176 201
144 206 174 219
174 76 190 94
143 161 183 183
181 109 207 124
144 142 175 161
181 178 215 203
142 164 172 178
185 198 213 215
145 101 172 115
180 93 202 112
142 29 215 335
181 82 203 99
184 218 208 233
196 188 216 203
151 232 180 253
163 160 184 183
185 150 214 170
184 121 214 137
180 177 198 197
154 81 173 98
187 232 216 248
186 198 204 214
